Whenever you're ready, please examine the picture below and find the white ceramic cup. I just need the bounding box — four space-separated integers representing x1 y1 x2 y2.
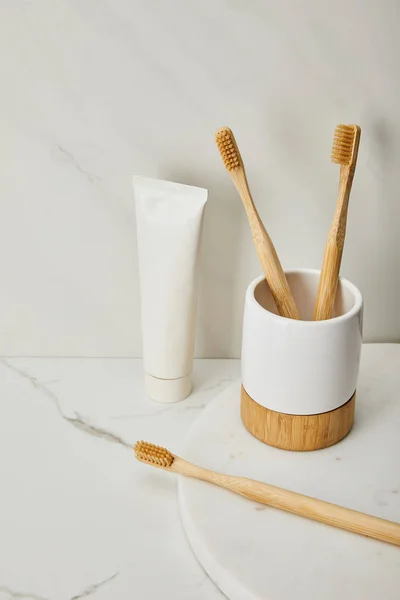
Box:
241 269 363 416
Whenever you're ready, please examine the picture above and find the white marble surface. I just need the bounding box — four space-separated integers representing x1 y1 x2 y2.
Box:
1 345 399 599
0 357 239 599
0 1 399 357
179 344 400 600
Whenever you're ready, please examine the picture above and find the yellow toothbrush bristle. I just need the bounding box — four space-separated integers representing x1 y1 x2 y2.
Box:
331 124 358 166
215 127 243 171
134 441 174 468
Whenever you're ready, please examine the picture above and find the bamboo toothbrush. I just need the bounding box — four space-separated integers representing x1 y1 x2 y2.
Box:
314 124 361 320
215 127 300 320
134 441 400 546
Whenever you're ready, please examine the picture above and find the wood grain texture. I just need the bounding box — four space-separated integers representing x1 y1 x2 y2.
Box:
314 125 361 321
231 169 300 320
240 385 355 451
171 455 400 547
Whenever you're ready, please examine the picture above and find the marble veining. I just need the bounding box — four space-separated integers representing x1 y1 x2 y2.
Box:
52 145 102 185
2 359 132 448
70 572 120 600
0 572 119 600
0 585 49 600
0 1 399 357
0 357 238 599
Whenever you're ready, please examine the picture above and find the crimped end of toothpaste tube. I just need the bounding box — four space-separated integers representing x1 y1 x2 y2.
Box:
144 372 192 403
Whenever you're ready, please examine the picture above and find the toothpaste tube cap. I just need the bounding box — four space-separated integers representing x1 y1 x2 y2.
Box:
144 372 192 403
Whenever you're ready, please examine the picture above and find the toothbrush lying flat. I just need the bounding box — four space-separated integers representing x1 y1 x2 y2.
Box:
134 441 400 546
215 127 300 320
314 124 361 321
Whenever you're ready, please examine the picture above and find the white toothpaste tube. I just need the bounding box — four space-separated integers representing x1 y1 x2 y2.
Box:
133 176 208 402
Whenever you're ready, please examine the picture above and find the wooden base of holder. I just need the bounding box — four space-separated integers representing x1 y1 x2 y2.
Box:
241 386 356 451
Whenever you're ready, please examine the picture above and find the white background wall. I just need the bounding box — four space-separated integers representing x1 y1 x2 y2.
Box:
0 0 399 357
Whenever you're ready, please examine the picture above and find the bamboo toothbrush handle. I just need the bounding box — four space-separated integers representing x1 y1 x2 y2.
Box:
232 171 300 320
176 459 400 546
314 166 354 321
249 214 298 320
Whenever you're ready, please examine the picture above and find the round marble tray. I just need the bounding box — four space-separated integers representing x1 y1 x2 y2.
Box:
178 382 400 600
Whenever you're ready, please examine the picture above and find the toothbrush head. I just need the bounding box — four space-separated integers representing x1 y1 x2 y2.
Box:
331 124 361 167
215 127 243 172
133 441 174 469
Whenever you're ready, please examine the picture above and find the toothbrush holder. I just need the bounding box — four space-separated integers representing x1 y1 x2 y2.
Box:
241 268 363 451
